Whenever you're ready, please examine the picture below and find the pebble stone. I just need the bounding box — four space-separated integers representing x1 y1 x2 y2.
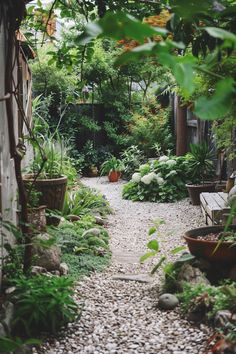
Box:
33 177 211 354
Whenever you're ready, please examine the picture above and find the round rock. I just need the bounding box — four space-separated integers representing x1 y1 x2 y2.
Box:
158 293 179 310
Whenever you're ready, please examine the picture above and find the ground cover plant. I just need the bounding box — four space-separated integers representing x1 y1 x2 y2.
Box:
122 154 195 202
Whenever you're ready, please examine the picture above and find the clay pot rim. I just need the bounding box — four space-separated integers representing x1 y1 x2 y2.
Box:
23 174 67 183
184 225 236 246
28 205 47 211
186 182 216 188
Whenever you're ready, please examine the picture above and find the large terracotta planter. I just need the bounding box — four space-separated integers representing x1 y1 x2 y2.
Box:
23 175 67 225
108 171 120 182
186 182 215 205
184 225 236 264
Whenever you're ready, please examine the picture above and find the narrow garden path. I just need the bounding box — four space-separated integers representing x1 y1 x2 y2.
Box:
38 177 211 354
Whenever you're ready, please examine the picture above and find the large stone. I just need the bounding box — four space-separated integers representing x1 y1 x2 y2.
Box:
33 233 61 271
94 216 106 226
59 262 69 275
158 293 179 310
176 263 210 292
31 266 47 276
111 274 153 283
82 228 101 237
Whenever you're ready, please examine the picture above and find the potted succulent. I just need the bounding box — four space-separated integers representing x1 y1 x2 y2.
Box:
186 143 216 205
100 156 124 182
23 138 68 225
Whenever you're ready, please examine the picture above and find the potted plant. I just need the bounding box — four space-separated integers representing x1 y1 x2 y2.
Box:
184 225 236 264
23 138 68 225
186 142 216 205
100 156 124 182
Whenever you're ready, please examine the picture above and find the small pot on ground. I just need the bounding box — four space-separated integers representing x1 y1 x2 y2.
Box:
108 171 121 182
184 225 236 264
186 182 216 205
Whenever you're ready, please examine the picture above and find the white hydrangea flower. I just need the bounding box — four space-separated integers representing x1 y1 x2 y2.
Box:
156 177 165 185
149 172 157 180
166 159 177 167
167 170 177 177
159 155 169 162
141 174 152 185
131 172 142 183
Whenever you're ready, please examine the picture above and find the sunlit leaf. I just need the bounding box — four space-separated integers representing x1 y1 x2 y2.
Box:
148 226 157 236
147 239 159 251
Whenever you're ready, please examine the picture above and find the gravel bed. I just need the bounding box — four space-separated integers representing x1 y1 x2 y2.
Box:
34 177 210 354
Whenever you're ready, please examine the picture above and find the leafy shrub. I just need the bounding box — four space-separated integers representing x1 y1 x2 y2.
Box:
129 103 174 156
55 216 109 255
11 276 77 336
63 186 112 217
178 282 236 320
62 253 111 279
121 145 146 180
122 155 193 202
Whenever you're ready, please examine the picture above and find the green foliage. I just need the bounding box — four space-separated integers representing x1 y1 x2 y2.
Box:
194 78 236 120
122 155 194 203
63 186 112 217
11 275 77 336
178 282 236 320
129 104 174 156
54 216 109 255
0 337 41 354
188 143 215 183
100 156 124 175
2 243 24 285
61 253 111 279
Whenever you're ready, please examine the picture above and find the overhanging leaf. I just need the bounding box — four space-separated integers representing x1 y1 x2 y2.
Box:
194 77 236 120
205 27 236 44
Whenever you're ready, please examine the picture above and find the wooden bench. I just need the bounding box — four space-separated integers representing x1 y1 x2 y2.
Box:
200 192 231 225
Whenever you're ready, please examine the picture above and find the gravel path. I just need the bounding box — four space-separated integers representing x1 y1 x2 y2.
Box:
36 177 211 354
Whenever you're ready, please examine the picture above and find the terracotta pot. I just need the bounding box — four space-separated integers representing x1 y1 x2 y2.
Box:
184 225 236 264
23 175 67 226
186 182 215 205
108 171 120 182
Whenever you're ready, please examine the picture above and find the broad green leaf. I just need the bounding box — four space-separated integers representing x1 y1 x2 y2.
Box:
194 78 236 120
147 239 159 251
148 226 157 236
205 27 236 44
151 256 166 274
171 246 186 254
140 251 157 263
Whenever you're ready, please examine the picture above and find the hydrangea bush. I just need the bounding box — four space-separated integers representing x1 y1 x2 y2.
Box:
122 155 194 203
